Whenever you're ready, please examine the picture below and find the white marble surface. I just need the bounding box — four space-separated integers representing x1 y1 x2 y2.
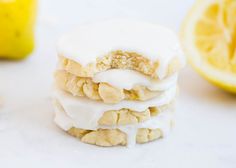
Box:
0 0 236 167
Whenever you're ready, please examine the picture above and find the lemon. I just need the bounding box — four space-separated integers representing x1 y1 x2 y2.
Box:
0 0 37 60
180 0 236 93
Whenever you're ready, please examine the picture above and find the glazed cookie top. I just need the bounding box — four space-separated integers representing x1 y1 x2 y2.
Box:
57 19 185 79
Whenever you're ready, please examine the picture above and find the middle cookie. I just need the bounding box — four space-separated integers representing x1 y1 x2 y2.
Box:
55 69 178 104
53 88 176 130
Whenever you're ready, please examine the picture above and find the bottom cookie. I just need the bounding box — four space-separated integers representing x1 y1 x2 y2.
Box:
67 127 163 147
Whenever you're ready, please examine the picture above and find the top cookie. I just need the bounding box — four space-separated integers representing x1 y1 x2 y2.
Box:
57 19 185 79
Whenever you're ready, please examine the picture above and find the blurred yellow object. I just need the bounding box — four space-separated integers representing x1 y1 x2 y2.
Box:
0 0 37 59
180 0 236 93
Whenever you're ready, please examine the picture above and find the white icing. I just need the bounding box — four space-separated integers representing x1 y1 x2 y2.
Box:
52 86 176 130
53 98 173 147
120 127 137 147
53 99 74 131
93 69 178 91
57 19 185 79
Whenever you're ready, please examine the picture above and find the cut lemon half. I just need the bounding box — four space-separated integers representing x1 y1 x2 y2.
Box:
180 0 236 93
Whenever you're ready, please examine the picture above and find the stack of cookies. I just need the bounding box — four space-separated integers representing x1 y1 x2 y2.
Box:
52 20 185 147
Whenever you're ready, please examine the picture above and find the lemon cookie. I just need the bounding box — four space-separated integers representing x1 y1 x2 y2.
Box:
57 19 185 80
68 127 163 147
53 89 175 128
53 97 173 147
55 70 178 103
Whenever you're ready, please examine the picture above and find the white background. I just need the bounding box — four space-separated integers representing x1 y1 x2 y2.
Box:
0 0 236 168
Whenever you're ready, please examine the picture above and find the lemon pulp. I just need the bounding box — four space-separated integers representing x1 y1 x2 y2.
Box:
195 0 236 73
181 0 236 93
